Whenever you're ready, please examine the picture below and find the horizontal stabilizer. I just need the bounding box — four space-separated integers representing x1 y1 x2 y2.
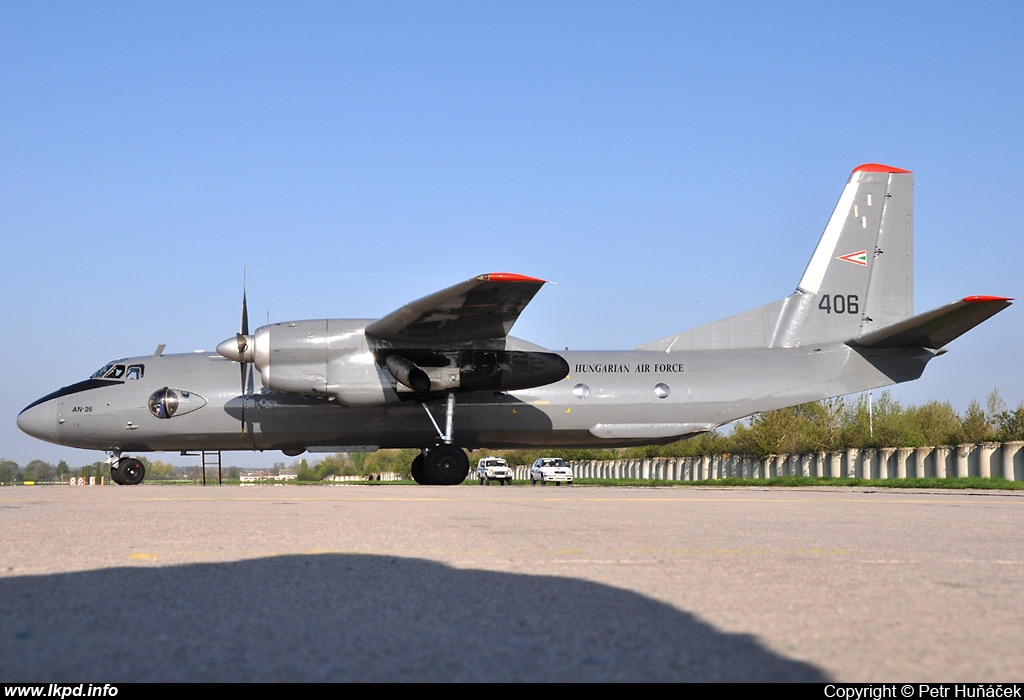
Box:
849 296 1012 350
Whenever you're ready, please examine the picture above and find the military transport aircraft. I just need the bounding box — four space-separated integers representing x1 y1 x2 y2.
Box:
18 164 1011 485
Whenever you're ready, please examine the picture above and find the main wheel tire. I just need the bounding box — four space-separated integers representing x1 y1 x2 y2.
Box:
109 465 125 485
423 445 469 486
411 454 428 485
119 458 145 486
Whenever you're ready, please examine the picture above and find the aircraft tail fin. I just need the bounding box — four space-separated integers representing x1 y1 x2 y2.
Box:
793 163 914 345
637 164 916 352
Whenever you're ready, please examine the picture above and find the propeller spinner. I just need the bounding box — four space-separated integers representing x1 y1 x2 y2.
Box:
216 289 255 364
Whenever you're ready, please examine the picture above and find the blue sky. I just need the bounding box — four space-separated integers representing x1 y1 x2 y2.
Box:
3 2 1022 469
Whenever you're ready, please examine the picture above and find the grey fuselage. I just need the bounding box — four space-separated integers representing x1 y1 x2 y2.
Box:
17 340 930 455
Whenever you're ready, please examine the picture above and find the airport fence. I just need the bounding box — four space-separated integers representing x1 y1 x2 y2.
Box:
514 441 1024 482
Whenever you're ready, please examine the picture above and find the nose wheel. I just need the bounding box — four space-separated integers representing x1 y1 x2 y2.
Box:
108 452 145 486
120 457 146 485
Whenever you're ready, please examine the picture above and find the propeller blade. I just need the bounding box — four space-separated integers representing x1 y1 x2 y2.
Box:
215 271 255 434
240 273 249 433
241 286 249 336
239 350 247 396
240 362 248 435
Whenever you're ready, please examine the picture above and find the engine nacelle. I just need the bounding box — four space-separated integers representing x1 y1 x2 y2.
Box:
248 319 394 406
219 320 570 407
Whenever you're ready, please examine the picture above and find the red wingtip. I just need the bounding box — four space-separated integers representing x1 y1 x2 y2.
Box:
963 295 1014 303
853 163 912 174
476 272 546 283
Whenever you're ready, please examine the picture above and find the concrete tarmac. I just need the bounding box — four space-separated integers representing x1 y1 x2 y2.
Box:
1 484 1022 682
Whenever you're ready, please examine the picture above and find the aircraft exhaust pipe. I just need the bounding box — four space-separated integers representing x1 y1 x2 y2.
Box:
385 355 431 393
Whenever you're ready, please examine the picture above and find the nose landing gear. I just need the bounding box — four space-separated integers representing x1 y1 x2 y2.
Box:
107 451 146 485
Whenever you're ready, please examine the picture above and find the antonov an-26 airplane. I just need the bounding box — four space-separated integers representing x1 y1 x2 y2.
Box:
18 164 1011 485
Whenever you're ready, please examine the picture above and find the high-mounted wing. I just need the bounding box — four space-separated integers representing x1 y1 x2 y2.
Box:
366 273 547 344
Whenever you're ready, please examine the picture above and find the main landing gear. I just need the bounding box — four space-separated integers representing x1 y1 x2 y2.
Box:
410 393 470 486
412 444 469 486
108 451 146 486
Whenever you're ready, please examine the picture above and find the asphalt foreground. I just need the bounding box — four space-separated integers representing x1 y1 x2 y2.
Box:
1 485 1022 682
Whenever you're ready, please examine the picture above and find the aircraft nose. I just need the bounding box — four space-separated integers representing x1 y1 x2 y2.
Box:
17 398 59 444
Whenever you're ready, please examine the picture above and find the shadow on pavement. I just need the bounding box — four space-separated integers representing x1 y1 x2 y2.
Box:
1 554 828 681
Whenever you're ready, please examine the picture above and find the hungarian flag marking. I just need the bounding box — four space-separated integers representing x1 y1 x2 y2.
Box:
837 250 868 266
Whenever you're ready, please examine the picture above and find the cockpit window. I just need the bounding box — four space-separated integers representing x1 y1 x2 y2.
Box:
90 363 112 379
90 361 143 380
91 362 126 380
